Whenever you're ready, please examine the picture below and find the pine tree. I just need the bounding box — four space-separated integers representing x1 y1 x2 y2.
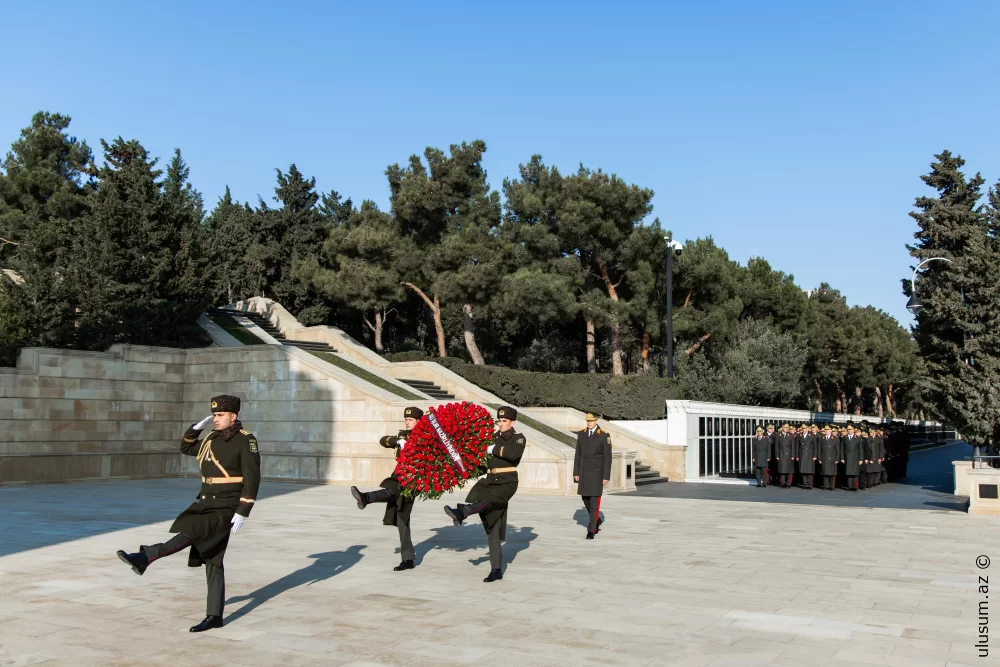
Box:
0 112 93 360
907 151 1000 446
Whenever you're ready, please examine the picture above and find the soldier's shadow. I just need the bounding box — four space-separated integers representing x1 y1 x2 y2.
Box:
224 545 366 624
408 525 536 567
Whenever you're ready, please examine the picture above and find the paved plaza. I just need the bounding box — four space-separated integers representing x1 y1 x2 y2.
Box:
0 449 996 666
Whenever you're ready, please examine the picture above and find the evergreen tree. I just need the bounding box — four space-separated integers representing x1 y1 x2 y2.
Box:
297 200 404 352
907 151 1000 446
0 112 93 360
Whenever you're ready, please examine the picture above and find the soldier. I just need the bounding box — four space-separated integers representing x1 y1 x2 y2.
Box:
876 428 888 485
840 423 863 491
765 423 777 487
774 423 796 488
444 406 526 582
350 406 423 571
797 423 818 489
116 395 261 633
752 425 771 488
818 424 840 490
574 413 613 537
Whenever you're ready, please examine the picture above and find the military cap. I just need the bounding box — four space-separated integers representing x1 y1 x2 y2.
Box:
404 407 424 420
211 395 240 414
585 412 600 421
497 406 518 420
755 425 764 433
781 422 790 427
766 423 775 429
822 423 833 431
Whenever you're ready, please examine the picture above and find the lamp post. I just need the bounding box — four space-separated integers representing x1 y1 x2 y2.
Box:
665 236 683 378
906 257 952 314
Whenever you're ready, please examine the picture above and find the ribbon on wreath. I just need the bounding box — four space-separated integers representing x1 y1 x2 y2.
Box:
426 411 466 473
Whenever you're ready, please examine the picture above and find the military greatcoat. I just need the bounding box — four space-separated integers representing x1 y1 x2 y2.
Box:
466 428 526 540
378 429 414 527
172 424 261 567
574 427 613 497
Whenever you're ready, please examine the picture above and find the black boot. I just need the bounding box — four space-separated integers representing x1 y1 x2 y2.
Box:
189 615 224 633
484 568 503 583
586 531 595 540
444 500 489 526
596 516 604 534
393 560 415 571
353 486 392 510
117 549 149 576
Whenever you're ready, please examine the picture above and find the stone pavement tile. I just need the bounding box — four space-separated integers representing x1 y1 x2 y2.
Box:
395 639 494 664
891 645 988 665
831 648 948 666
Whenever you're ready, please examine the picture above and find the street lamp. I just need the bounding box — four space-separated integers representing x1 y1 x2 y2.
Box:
906 257 952 314
665 236 683 378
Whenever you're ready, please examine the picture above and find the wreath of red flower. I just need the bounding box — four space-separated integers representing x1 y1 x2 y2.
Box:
395 401 494 500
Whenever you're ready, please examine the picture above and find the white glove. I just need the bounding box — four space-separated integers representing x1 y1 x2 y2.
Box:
397 438 406 449
194 415 214 430
231 514 245 533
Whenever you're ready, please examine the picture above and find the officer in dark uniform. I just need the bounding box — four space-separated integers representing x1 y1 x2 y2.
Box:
774 423 796 488
351 406 423 571
841 423 863 491
116 395 261 633
765 423 777 486
876 428 888 485
443 406 525 582
752 425 771 488
818 424 839 490
574 412 612 538
797 423 818 489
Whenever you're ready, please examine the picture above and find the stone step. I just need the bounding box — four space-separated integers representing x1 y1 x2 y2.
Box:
398 378 456 400
635 476 670 486
633 460 668 486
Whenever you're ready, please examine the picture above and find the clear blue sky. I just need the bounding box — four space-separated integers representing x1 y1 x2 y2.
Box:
3 1 998 326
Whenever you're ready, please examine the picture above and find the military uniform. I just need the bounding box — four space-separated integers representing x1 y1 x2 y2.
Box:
751 428 771 487
116 395 260 633
774 424 796 488
797 426 818 489
574 413 613 537
840 427 863 491
444 406 525 582
351 406 423 571
817 427 840 490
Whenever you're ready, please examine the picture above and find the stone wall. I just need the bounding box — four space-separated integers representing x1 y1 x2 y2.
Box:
0 344 586 494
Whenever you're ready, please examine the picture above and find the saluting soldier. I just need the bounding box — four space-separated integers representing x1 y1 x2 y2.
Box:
840 423 863 491
752 425 772 488
818 424 840 490
444 406 526 582
116 395 261 633
774 423 796 488
797 423 818 489
574 412 613 538
351 406 423 571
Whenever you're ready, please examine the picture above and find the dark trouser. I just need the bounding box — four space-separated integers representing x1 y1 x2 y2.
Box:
800 474 813 488
143 534 226 617
582 496 600 533
397 514 415 561
755 467 767 486
822 475 835 490
847 475 857 489
881 470 888 484
487 521 503 569
779 474 790 487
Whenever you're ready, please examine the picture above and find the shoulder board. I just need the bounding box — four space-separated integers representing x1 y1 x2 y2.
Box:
240 429 251 435
516 435 525 443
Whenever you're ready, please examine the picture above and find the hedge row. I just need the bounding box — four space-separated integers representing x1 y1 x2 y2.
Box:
385 352 681 420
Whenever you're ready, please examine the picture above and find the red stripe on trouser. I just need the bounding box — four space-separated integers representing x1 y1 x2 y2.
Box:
596 497 602 529
148 537 192 563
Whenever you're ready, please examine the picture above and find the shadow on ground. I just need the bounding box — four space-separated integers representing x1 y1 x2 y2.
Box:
407 523 537 568
0 478 314 557
622 442 972 512
224 545 366 624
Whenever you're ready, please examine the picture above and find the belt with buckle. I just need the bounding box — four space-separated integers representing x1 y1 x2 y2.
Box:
202 476 243 485
489 467 517 474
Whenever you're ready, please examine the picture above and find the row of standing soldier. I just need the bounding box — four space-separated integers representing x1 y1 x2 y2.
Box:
752 421 910 491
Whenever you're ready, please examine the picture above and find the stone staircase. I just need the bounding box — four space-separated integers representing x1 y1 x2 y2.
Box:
398 378 455 400
634 460 668 486
209 309 338 354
